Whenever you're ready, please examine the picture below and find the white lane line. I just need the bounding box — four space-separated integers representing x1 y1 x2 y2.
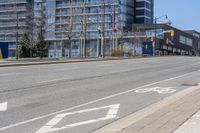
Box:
54 67 79 71
0 102 7 112
98 64 113 67
0 70 197 131
37 78 70 84
0 73 22 77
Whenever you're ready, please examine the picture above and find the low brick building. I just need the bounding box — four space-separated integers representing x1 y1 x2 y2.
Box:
133 24 200 56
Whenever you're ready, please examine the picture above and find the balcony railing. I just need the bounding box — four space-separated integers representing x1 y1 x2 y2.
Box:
0 0 27 5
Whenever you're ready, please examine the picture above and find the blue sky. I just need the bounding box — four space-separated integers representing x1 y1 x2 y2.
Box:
155 0 200 32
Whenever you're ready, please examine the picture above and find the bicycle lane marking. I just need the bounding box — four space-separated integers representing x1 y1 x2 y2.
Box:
36 104 120 133
0 70 198 131
134 87 176 94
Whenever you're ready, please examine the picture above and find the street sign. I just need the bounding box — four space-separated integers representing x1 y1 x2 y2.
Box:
36 104 120 133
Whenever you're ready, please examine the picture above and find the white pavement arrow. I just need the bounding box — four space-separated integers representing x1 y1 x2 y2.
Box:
36 104 120 133
0 102 7 112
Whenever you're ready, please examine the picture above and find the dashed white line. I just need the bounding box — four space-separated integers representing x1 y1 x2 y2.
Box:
54 67 79 71
98 64 113 67
0 73 22 77
37 78 70 84
0 102 7 112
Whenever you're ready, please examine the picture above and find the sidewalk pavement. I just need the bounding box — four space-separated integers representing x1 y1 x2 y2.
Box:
0 56 143 67
174 110 200 133
94 84 200 133
119 85 200 133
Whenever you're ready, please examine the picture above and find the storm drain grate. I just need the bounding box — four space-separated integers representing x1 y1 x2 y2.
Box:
181 83 199 87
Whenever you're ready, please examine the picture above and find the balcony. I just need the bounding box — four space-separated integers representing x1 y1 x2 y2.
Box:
0 0 27 5
56 2 118 9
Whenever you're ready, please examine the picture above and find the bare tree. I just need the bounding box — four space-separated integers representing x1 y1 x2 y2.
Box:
34 0 48 58
63 0 76 58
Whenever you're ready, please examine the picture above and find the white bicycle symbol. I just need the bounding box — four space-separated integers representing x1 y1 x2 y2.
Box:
134 87 176 94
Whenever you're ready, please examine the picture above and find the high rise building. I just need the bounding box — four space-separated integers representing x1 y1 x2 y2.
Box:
0 0 154 58
47 0 136 58
135 0 154 24
0 0 32 57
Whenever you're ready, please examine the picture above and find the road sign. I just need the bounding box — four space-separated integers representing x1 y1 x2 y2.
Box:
36 104 120 133
134 87 176 94
0 102 7 112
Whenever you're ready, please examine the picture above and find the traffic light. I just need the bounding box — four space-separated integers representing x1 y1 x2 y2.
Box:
170 30 174 37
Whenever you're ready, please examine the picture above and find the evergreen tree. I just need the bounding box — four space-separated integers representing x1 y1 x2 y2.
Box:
36 27 47 58
19 33 31 58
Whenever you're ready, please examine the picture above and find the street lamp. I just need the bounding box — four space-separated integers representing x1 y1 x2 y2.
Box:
15 0 19 60
154 14 168 56
98 26 103 57
102 0 106 57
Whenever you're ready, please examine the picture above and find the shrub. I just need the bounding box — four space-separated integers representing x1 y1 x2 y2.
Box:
111 48 123 57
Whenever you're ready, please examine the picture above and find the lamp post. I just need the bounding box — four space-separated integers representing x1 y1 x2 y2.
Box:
15 0 19 60
101 0 106 57
154 14 168 56
98 26 103 57
83 2 87 58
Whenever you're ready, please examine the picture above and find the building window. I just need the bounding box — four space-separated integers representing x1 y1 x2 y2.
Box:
179 35 193 46
186 38 193 46
179 35 185 44
198 41 200 49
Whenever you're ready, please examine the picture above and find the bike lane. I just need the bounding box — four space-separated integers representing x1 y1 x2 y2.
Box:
1 71 200 133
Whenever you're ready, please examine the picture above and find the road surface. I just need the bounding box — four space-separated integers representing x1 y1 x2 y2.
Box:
0 56 200 133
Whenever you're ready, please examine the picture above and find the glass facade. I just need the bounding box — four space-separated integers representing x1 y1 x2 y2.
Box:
0 0 31 57
47 0 137 58
53 0 134 38
135 0 153 24
0 0 154 58
0 0 29 42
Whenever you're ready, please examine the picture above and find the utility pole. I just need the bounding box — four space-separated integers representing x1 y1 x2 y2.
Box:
153 17 156 56
103 1 106 57
154 15 168 56
100 0 106 57
16 1 19 60
80 19 83 57
83 2 87 58
96 8 100 57
69 3 72 58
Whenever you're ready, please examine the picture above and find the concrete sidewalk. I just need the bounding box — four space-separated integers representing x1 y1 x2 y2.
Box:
0 56 143 67
120 85 200 133
94 84 200 133
174 110 200 133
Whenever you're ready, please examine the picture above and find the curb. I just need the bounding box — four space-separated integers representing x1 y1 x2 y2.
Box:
93 85 200 133
0 56 149 67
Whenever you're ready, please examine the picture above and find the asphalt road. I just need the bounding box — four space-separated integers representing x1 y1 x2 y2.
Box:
0 56 200 133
